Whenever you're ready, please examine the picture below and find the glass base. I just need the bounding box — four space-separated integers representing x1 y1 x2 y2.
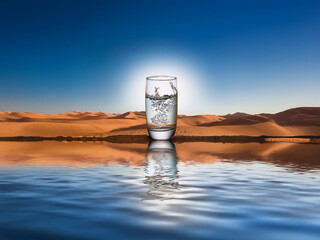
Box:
148 128 176 140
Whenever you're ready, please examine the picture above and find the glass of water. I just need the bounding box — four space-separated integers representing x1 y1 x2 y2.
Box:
145 75 178 140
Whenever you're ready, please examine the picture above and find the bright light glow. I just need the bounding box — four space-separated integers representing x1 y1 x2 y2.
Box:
122 55 205 115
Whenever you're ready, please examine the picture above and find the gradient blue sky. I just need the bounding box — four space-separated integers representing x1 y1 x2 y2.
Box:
0 0 319 115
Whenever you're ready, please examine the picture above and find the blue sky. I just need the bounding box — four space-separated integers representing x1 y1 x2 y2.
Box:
0 0 319 115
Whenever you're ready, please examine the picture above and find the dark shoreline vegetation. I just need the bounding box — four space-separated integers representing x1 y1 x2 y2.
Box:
0 135 319 144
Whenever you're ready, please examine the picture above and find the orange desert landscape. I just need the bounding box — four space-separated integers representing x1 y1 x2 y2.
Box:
0 106 319 168
0 107 319 138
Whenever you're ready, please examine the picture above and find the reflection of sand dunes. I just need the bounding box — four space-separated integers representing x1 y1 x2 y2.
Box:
0 107 319 137
0 142 146 168
0 141 319 171
176 142 320 170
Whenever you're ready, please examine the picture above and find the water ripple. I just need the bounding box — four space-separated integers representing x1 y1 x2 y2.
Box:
0 142 320 240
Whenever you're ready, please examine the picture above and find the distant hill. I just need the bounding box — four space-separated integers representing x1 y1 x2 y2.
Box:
110 111 145 119
210 107 320 127
267 107 320 126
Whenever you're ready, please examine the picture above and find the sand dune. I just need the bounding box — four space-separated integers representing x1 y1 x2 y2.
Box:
0 111 118 122
110 111 145 119
0 107 319 137
205 113 269 126
267 107 320 126
178 114 224 126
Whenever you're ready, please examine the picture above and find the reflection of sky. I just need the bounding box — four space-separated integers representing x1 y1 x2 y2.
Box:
1 141 320 238
0 1 319 114
1 159 320 238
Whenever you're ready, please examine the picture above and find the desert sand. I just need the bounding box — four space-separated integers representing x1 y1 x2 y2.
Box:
0 107 319 141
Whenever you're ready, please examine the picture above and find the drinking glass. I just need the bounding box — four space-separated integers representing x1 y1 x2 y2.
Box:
145 75 178 140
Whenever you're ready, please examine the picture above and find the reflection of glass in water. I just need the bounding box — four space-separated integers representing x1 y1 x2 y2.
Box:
144 141 179 200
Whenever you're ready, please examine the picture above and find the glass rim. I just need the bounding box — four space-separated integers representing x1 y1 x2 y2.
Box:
146 75 177 81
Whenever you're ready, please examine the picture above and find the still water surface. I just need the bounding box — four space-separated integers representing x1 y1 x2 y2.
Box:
0 141 320 240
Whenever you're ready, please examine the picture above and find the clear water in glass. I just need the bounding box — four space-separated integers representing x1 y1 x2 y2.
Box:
145 76 177 140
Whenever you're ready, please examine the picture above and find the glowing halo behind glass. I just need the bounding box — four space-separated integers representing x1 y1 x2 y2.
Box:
122 56 204 115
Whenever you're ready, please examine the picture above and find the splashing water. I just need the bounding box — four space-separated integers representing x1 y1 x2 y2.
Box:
146 94 177 129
